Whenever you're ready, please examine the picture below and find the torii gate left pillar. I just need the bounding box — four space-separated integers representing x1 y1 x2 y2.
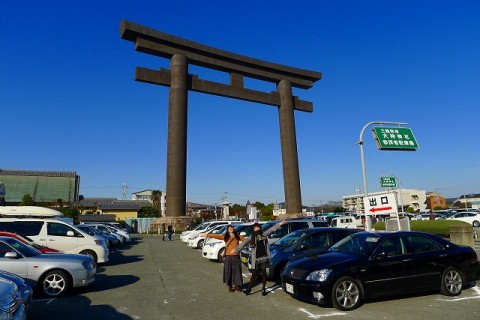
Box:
166 54 188 216
121 20 322 216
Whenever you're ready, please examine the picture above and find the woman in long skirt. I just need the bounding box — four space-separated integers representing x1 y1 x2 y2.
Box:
207 224 245 292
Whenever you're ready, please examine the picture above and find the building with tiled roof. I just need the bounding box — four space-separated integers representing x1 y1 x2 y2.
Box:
77 197 152 221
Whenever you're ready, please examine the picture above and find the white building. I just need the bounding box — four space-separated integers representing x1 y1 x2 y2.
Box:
246 203 258 220
343 189 427 213
131 190 166 216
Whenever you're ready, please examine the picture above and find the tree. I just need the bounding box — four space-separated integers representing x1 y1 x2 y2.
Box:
19 194 35 206
60 207 80 224
406 206 415 213
150 190 162 211
138 206 159 218
231 203 247 220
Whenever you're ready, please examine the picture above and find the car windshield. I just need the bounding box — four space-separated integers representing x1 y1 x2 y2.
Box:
262 221 277 231
274 230 308 248
96 226 110 233
211 224 232 234
188 223 205 231
329 233 380 256
4 237 41 257
78 226 94 235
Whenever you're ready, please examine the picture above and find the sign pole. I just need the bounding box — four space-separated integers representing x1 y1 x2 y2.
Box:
358 121 408 232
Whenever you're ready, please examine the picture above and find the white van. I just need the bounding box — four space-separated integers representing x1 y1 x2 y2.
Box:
0 218 109 264
330 216 358 228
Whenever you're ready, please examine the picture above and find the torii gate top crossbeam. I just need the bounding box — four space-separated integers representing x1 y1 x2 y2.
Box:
120 20 322 90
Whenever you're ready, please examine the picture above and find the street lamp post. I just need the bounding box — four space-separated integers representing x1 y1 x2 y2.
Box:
358 121 408 232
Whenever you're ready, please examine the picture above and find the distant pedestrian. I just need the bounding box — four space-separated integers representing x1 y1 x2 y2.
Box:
235 219 287 296
161 223 166 241
167 224 173 241
206 224 245 292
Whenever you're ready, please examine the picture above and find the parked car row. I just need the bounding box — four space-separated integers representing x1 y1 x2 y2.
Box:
183 218 480 311
0 218 131 318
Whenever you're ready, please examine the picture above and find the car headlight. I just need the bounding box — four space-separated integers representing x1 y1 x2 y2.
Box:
189 235 199 240
95 239 106 246
306 269 332 282
0 287 20 313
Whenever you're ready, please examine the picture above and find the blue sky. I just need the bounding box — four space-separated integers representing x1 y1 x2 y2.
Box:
2 1 479 206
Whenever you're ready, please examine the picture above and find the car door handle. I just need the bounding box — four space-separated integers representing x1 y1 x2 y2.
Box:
39 238 46 241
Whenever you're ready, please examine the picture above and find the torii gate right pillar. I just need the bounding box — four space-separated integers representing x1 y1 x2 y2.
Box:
278 80 302 214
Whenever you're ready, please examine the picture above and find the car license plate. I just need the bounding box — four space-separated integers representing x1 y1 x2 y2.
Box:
285 283 294 294
241 256 247 263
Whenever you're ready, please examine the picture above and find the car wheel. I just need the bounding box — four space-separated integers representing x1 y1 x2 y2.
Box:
80 250 98 266
473 221 480 228
218 248 225 263
331 276 363 311
198 239 205 249
440 267 463 296
41 270 71 297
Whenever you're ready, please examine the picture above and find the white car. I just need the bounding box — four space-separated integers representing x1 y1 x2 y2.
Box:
202 238 225 262
180 221 240 242
0 218 109 264
448 211 480 227
186 224 226 249
104 224 131 243
87 224 124 244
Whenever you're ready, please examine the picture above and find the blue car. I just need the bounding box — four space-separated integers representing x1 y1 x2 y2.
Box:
267 227 361 281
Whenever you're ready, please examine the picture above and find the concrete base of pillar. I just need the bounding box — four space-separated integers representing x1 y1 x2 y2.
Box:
151 216 195 233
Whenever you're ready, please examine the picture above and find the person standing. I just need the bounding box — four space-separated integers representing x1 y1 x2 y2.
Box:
161 223 166 241
167 224 173 241
235 219 286 296
206 224 245 292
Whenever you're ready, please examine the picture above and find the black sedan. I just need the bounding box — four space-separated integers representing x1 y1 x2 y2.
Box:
267 227 360 281
281 231 480 311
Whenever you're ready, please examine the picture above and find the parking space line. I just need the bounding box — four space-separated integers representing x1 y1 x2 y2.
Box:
31 298 57 304
298 308 346 318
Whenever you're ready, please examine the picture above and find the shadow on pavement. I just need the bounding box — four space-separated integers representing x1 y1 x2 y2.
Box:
28 295 133 320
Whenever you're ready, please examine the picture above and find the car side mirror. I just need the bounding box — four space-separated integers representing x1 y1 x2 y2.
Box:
4 251 18 259
67 230 75 237
372 251 387 260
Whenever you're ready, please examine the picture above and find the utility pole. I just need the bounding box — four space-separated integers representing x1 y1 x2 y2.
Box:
122 183 128 200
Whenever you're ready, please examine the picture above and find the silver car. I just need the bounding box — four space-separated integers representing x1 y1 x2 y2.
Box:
0 236 96 297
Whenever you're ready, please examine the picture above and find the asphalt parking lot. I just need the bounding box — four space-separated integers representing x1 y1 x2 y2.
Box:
28 234 480 320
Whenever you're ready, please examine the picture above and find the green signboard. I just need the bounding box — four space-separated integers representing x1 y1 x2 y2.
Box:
380 176 397 188
372 127 418 150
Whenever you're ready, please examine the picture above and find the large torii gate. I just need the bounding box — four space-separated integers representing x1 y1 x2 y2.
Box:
121 20 322 217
